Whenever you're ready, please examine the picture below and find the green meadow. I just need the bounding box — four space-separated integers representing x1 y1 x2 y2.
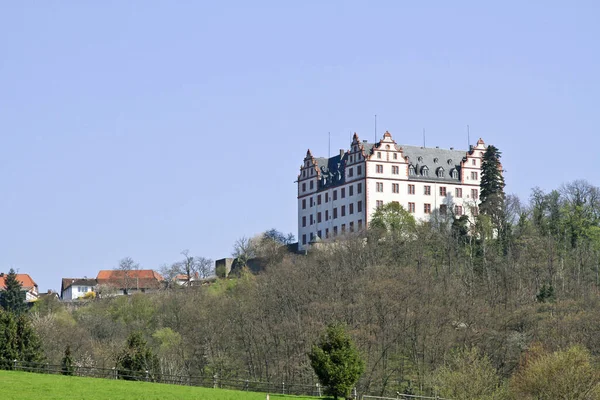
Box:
0 370 322 400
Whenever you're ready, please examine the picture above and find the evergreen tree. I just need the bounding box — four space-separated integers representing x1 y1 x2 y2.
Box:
309 323 364 400
0 310 44 369
0 269 26 314
61 345 75 376
116 331 159 381
479 145 506 230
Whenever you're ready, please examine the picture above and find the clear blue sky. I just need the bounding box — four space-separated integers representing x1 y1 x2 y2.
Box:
1 1 599 291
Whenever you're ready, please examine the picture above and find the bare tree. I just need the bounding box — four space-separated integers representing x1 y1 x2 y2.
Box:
118 257 139 294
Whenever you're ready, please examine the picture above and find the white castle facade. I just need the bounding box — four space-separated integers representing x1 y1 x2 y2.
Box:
297 131 488 250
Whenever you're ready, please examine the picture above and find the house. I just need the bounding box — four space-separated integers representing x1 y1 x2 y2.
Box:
61 278 98 301
297 131 492 250
0 272 39 302
173 272 200 286
96 269 164 295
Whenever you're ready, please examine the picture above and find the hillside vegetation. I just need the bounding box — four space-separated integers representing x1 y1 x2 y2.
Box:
19 179 600 398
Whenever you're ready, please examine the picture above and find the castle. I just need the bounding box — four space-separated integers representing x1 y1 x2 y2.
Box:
297 131 489 250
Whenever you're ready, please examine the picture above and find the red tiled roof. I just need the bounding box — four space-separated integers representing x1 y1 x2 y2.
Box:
96 270 164 289
0 273 37 290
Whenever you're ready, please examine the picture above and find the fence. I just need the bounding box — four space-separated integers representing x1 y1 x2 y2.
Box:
0 359 326 397
2 359 449 399
363 395 451 400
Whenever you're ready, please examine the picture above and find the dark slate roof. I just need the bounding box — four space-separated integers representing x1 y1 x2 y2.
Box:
400 145 467 183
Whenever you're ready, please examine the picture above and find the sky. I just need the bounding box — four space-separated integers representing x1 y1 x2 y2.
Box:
1 1 599 291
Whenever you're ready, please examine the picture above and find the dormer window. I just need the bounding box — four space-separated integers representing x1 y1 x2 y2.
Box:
450 169 458 179
408 165 416 176
421 166 429 176
447 159 453 165
436 167 445 177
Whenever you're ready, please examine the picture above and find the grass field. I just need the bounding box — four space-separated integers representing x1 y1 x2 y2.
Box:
0 370 322 400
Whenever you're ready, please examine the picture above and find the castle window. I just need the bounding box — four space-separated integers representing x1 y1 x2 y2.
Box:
302 183 306 192
455 188 462 198
317 195 321 205
302 199 306 209
439 186 447 196
392 183 399 193
377 152 382 159
341 188 346 198
348 167 353 177
349 221 354 232
408 184 415 194
386 145 390 150
472 159 476 165
325 228 329 238
376 200 384 208
393 153 398 160
376 164 383 173
325 210 329 220
424 203 432 214
357 183 362 194
408 202 415 213
310 215 313 225
440 205 447 215
303 170 306 177
310 180 314 190
471 206 479 216
471 171 478 180
310 197 313 207
333 226 338 236
302 235 306 245
325 193 329 203
424 185 431 195
333 190 337 201
341 224 346 233
357 201 362 212
302 216 306 227
376 182 383 192
392 166 399 174
349 203 354 214
358 219 363 229
310 232 314 241
333 208 338 219
317 212 322 223
455 205 463 216
471 189 479 200
317 230 322 239
349 185 354 196
357 165 362 175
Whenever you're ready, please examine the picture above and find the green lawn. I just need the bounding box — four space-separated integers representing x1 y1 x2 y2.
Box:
0 370 321 400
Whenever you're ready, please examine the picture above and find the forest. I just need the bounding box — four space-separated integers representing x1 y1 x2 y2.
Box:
5 148 600 399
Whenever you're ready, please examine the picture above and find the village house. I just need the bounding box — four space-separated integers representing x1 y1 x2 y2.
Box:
0 272 39 302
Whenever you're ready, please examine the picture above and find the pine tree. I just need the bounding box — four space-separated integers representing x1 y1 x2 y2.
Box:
0 269 26 314
309 323 364 400
479 145 506 230
116 331 159 381
0 310 44 369
62 345 75 375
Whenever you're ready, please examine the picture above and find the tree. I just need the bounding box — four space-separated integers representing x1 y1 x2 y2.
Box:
0 268 26 314
61 345 75 375
429 347 506 400
510 345 600 400
370 202 416 236
0 310 44 369
118 257 140 295
479 145 506 230
231 236 257 268
116 331 159 381
309 323 364 400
